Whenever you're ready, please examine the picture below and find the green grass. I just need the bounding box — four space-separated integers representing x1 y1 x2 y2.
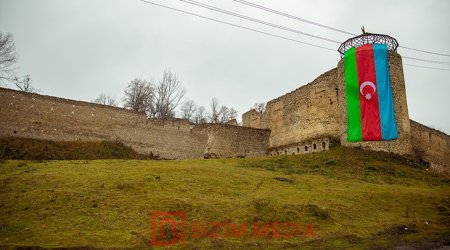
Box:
0 145 449 249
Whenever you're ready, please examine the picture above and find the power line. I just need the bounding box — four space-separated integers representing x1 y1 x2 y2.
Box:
402 56 450 66
179 0 341 44
399 46 450 57
137 1 448 72
137 0 336 51
404 64 450 71
231 0 356 36
232 0 450 57
181 0 450 65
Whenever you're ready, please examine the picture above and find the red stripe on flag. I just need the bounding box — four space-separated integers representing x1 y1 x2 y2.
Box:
355 45 382 141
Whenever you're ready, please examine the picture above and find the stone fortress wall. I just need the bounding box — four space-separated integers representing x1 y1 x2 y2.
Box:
0 88 269 159
0 49 449 170
243 68 339 155
410 120 450 171
243 51 449 170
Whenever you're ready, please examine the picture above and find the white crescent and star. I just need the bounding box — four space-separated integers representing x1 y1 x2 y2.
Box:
360 81 377 100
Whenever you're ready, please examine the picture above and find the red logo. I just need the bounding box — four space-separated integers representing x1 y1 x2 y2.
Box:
150 211 186 247
150 210 315 247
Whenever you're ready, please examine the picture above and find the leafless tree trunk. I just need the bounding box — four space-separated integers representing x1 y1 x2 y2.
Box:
154 69 186 118
219 106 229 123
0 33 17 83
194 106 207 124
209 97 238 124
180 100 197 122
253 102 265 114
219 106 238 123
0 33 17 85
13 75 38 93
122 78 154 114
229 108 238 120
210 97 220 123
94 93 118 107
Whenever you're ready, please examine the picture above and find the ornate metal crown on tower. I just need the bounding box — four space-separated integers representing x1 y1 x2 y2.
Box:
338 33 399 58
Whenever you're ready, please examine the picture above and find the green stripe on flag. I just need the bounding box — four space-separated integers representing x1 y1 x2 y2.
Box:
344 48 362 142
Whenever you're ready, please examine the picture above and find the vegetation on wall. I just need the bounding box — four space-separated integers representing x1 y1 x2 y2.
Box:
0 137 157 160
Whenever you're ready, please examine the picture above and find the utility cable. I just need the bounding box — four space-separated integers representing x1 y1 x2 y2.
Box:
137 0 450 71
137 0 336 51
404 64 450 71
231 0 450 57
179 0 341 44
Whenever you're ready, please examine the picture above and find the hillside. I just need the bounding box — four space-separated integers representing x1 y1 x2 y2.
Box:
0 145 449 249
0 137 157 160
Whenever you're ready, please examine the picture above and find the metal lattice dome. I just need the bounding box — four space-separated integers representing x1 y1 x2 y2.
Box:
338 33 399 58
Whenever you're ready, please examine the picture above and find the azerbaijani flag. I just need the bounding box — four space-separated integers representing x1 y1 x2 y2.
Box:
344 44 398 142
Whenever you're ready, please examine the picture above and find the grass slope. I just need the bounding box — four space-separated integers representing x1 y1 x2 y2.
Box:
0 146 449 249
0 137 156 160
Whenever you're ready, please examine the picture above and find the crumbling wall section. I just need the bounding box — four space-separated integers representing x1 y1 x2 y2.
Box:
242 109 262 128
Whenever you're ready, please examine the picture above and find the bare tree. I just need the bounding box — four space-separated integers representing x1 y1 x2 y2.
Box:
194 106 208 124
94 93 107 105
218 106 238 123
94 93 118 107
122 78 154 114
0 32 17 85
219 106 229 123
180 100 197 122
229 108 238 120
154 69 186 118
13 75 38 93
210 97 220 123
209 97 238 124
253 102 265 114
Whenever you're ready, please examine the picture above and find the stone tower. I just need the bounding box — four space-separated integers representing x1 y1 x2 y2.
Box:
336 33 413 155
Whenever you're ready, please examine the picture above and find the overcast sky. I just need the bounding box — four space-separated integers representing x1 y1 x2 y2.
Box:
1 0 449 133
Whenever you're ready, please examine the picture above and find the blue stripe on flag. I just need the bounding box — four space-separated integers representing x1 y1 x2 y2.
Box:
373 44 398 140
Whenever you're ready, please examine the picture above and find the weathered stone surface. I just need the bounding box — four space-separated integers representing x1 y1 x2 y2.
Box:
0 88 269 159
410 120 450 172
242 51 449 170
243 68 339 148
205 124 270 158
267 137 333 156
